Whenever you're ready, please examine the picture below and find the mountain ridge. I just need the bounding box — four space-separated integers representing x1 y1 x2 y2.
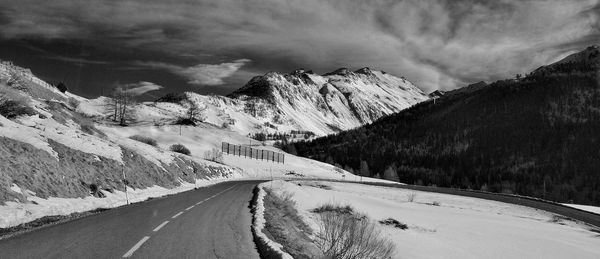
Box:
162 66 429 136
287 45 600 206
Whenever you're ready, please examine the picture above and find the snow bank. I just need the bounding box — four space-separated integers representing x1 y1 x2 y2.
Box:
251 184 293 259
0 176 240 228
269 180 600 259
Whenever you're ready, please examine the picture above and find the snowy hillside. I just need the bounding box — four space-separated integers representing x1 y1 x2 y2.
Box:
223 68 428 135
119 67 428 137
0 61 350 228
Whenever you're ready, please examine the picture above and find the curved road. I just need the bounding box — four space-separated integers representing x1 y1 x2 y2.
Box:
1 179 598 259
0 181 263 259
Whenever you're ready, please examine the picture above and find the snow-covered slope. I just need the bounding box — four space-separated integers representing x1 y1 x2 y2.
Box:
0 61 352 228
139 67 428 136
223 68 428 135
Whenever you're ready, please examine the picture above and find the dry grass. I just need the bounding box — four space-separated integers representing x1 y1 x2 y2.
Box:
262 188 324 259
170 144 191 155
314 204 396 259
312 203 354 215
0 83 37 119
129 135 158 147
407 192 417 202
0 137 229 204
6 72 66 102
44 100 105 137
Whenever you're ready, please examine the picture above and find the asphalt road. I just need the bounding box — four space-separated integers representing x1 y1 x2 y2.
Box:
0 180 263 259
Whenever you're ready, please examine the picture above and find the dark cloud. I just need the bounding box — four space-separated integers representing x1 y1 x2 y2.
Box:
0 0 598 95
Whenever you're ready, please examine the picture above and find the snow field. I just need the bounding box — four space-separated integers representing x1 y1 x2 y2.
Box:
267 180 600 259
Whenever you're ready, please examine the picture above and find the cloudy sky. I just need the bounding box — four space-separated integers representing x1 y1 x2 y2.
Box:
0 0 598 99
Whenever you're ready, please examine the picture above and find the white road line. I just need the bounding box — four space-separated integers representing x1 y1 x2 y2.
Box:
122 236 150 258
172 211 184 219
124 184 239 258
153 221 169 232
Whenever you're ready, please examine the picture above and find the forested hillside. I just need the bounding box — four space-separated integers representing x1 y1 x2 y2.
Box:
287 46 600 205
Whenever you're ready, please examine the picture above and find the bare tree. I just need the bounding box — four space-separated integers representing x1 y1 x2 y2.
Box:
186 101 206 122
106 87 136 126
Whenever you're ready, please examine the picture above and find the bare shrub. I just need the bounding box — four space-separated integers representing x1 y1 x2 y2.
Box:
173 117 196 126
407 192 417 202
170 144 191 155
79 121 100 136
68 97 80 109
71 112 105 137
203 148 223 163
315 208 396 259
88 183 106 198
312 203 354 215
0 84 36 119
379 218 408 230
129 135 158 147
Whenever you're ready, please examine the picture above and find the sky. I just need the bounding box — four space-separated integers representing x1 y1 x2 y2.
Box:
0 0 598 100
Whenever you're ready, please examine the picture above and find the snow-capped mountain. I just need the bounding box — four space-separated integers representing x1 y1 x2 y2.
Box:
167 67 428 136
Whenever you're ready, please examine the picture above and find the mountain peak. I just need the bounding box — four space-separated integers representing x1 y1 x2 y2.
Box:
553 45 599 66
531 45 599 76
355 67 373 75
227 74 273 98
290 69 305 75
323 67 350 76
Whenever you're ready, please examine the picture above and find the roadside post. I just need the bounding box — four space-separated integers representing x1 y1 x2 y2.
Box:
270 167 273 189
122 164 129 205
193 166 198 189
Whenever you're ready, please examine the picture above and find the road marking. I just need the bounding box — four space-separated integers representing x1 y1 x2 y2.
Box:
153 221 169 232
172 211 184 219
197 184 237 205
124 184 239 258
122 236 150 258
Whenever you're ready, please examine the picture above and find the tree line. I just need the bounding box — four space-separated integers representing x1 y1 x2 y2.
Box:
285 61 600 206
